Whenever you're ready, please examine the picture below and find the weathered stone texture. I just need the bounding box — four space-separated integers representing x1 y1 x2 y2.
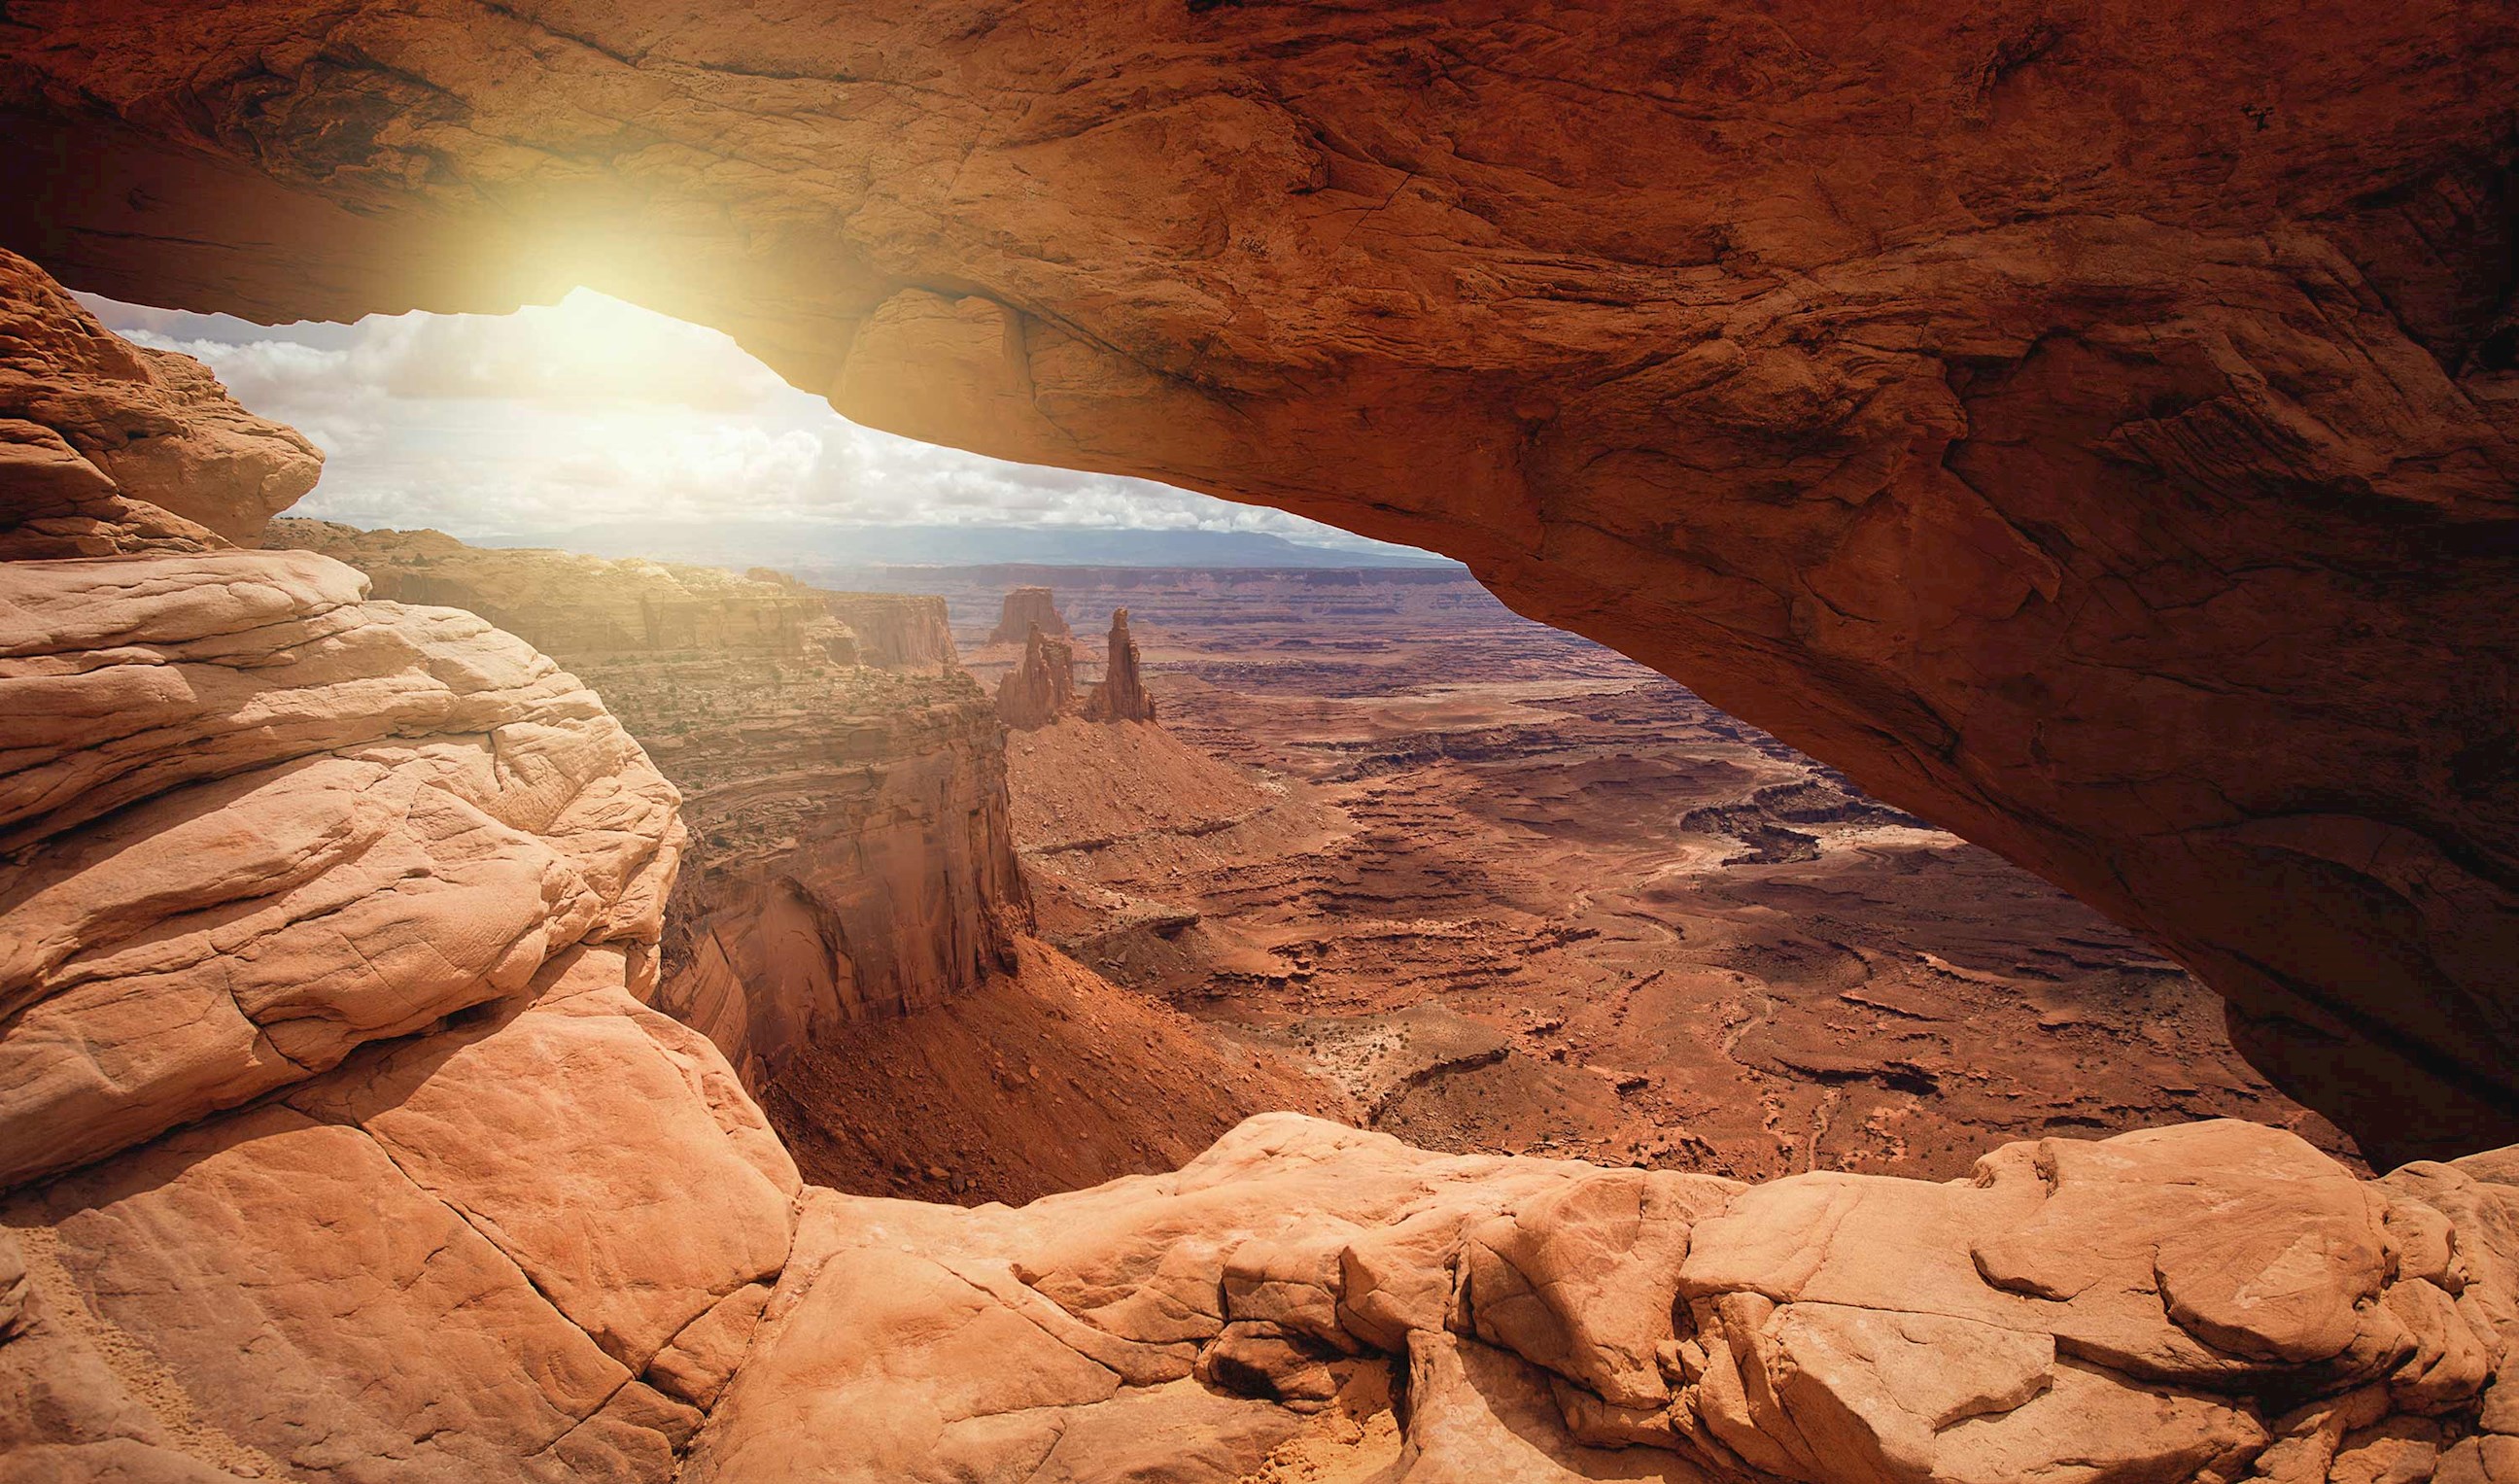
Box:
3 2 2513 1156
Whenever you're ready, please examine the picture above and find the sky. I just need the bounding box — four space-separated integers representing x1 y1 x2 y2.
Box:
82 288 1426 558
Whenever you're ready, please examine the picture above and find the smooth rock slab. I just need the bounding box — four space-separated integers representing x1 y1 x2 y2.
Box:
6 1108 673 1482
0 549 683 1189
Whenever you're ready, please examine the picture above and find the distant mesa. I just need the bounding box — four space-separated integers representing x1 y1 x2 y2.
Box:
819 590 957 669
1083 607 1156 724
996 623 1079 730
989 585 1070 645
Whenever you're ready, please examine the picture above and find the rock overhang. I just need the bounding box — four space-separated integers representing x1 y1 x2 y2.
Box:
2 1 2517 1161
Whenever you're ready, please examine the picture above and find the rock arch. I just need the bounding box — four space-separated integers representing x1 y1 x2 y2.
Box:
6 0 2516 1161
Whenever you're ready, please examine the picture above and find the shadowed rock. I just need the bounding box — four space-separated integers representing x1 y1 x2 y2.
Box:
0 247 318 552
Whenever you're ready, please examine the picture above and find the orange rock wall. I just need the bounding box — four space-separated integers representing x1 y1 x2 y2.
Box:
275 521 1029 1090
816 591 959 669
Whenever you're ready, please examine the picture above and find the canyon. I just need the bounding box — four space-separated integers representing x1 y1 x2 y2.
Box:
0 207 2515 1484
262 517 1342 1206
2 2 2518 1477
925 568 2342 1182
3 0 2517 1159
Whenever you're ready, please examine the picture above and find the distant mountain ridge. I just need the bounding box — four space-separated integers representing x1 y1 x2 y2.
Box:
480 520 1458 569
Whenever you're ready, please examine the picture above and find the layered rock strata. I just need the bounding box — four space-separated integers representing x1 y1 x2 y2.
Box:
281 522 850 658
996 621 1080 730
5 2 2514 1158
271 521 1027 1091
1084 606 1157 724
816 590 957 669
647 666 1025 1087
989 584 1070 645
687 1113 2519 1484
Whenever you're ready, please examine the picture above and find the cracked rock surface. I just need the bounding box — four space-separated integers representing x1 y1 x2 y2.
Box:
687 1112 2519 1484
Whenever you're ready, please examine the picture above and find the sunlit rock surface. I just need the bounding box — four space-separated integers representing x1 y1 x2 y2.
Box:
0 547 686 1189
270 520 1028 1090
685 1113 2519 1484
3 3 2513 1157
0 273 790 1476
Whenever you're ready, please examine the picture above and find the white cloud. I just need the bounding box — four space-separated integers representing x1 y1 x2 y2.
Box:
76 288 1423 558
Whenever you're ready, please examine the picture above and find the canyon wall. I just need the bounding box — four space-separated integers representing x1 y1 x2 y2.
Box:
273 521 1027 1091
989 584 1071 644
3 0 2513 1160
815 590 959 669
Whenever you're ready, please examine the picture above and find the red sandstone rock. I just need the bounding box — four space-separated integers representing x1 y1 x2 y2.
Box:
4 3 2513 1157
989 585 1071 645
1084 606 1156 724
272 520 1028 1092
995 621 1078 729
684 1113 2519 1483
0 248 318 547
816 591 957 668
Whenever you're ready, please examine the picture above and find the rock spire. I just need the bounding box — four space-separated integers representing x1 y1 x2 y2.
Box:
996 622 1079 730
1083 607 1156 723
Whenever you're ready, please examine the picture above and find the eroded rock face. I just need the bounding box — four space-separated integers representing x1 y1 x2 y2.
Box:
0 247 320 553
0 547 685 1188
2 949 805 1482
0 291 801 1473
270 520 1028 1090
686 1113 2519 1484
818 591 958 669
264 520 854 658
990 585 1071 645
1084 606 1157 723
997 621 1080 729
3 2 2513 1159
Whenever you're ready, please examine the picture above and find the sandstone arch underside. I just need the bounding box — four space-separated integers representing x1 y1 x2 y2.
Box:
4 0 2514 1163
